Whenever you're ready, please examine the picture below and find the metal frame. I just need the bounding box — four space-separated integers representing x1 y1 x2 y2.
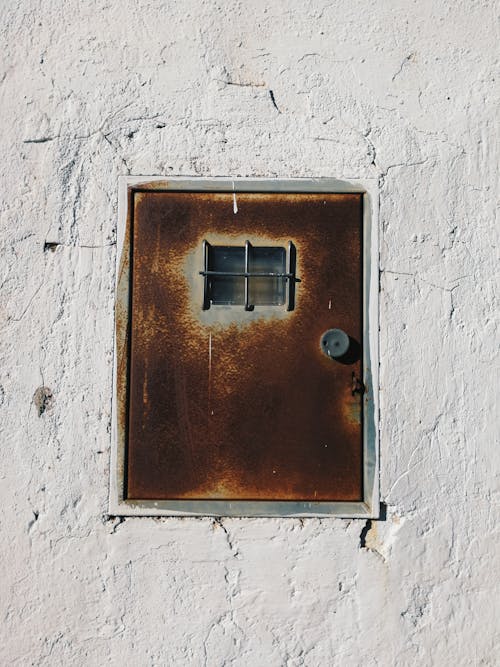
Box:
110 177 379 518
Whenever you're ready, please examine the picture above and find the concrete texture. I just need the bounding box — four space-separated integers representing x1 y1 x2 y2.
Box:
0 1 498 665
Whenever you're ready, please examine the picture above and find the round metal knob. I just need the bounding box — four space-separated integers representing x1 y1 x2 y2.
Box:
320 328 350 359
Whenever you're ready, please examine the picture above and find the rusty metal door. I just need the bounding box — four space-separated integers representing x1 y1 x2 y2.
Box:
119 186 366 506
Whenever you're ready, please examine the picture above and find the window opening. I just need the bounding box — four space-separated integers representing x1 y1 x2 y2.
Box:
200 240 298 311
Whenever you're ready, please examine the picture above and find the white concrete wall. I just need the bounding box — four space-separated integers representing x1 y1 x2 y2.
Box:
1 1 498 665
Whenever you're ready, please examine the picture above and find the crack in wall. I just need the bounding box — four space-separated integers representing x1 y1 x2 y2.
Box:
43 240 116 251
212 518 240 558
268 89 281 113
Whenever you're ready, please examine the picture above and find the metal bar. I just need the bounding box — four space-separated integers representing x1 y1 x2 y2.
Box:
201 240 210 310
244 240 252 310
286 241 297 311
285 241 291 310
199 271 296 278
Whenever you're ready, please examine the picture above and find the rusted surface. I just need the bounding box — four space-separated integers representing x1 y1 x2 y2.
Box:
124 191 363 501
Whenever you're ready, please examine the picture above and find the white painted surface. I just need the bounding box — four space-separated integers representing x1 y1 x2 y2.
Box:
1 1 498 665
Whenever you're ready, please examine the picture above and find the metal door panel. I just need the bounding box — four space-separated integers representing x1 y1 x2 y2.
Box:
125 191 363 501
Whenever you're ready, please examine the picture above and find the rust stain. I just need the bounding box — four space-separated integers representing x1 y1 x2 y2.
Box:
120 190 364 501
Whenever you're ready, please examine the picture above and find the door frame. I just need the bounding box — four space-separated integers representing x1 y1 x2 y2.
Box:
109 176 380 518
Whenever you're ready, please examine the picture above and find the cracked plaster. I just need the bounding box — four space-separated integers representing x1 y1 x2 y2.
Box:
0 1 498 665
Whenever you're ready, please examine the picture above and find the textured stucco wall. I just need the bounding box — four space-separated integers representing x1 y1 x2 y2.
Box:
1 1 498 665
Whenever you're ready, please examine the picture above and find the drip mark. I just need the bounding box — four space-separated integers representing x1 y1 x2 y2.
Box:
232 181 238 214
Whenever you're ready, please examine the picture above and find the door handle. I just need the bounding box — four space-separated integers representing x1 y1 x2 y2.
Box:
320 328 350 359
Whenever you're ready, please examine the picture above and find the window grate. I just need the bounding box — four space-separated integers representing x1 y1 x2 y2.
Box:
200 240 298 311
